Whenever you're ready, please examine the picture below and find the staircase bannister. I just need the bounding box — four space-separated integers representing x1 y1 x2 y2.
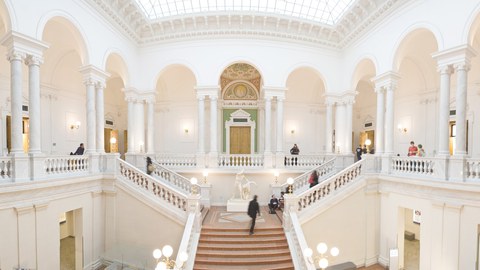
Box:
150 159 199 195
118 159 188 212
296 160 364 213
281 158 336 193
176 194 201 270
283 194 315 270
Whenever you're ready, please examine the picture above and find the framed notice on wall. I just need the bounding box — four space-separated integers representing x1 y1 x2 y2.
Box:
413 209 421 224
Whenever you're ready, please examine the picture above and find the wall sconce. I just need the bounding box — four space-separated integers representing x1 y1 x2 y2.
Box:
202 170 208 184
70 121 81 130
110 137 117 144
139 142 144 153
274 171 279 184
397 124 407 133
290 129 295 134
184 128 189 134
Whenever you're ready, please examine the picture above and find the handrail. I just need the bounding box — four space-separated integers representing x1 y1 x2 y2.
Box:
150 159 199 195
296 160 363 212
118 159 188 212
284 209 315 270
281 158 336 194
176 211 200 270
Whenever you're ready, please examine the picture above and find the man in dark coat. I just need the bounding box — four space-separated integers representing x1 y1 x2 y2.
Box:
71 143 85 155
247 195 260 235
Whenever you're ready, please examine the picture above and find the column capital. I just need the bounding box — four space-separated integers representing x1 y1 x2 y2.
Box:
437 64 453 75
432 44 477 68
196 94 206 101
453 62 471 72
6 50 25 62
372 71 401 91
263 86 287 100
0 31 49 60
24 54 43 66
95 81 106 90
195 85 220 98
79 65 110 85
122 87 139 102
142 93 156 104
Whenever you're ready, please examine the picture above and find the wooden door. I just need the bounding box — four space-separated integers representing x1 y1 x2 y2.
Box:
230 127 251 154
6 116 29 153
104 128 112 153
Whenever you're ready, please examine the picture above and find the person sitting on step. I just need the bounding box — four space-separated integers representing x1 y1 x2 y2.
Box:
268 194 279 214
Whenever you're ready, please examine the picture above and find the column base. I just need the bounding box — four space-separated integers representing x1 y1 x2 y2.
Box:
10 152 29 182
29 152 46 181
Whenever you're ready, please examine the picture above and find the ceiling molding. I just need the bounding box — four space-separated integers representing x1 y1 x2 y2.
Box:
85 0 403 49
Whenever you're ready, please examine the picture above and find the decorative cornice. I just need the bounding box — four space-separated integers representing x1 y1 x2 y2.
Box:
85 0 401 49
79 65 111 84
0 31 49 58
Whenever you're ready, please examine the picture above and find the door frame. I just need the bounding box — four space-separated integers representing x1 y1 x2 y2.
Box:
225 109 256 154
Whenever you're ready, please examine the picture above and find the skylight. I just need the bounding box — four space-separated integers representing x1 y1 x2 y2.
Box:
134 0 355 25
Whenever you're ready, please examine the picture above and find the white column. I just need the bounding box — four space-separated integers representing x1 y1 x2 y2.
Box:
26 55 42 154
85 79 96 153
375 87 385 155
197 96 205 153
95 82 105 154
345 100 353 154
454 63 469 156
325 101 333 153
146 100 155 154
437 65 453 156
264 96 272 153
276 97 284 153
135 100 145 153
127 99 134 153
384 85 395 154
334 103 346 153
209 95 218 154
8 52 24 154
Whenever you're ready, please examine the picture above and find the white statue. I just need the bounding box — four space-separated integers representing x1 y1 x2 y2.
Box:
231 169 256 200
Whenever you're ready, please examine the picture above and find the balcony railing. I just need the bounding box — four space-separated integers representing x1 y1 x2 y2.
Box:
0 157 12 181
155 153 197 167
281 157 335 194
466 159 480 180
284 154 327 167
150 159 199 195
218 154 264 167
391 156 435 176
45 155 89 175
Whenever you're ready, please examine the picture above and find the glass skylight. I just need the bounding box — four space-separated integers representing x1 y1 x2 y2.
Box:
134 0 355 25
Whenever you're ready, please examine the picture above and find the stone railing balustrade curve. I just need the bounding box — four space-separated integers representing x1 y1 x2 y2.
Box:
150 159 199 195
281 157 336 194
118 159 188 212
296 160 364 213
218 154 264 167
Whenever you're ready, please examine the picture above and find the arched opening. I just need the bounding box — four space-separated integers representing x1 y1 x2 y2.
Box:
351 58 377 159
220 63 262 155
285 67 325 154
21 17 87 156
104 53 129 158
155 64 197 154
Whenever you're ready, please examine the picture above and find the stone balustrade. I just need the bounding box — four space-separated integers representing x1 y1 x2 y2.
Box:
284 154 327 167
281 157 335 193
0 157 12 182
150 159 198 195
155 153 197 167
45 155 90 175
218 154 264 167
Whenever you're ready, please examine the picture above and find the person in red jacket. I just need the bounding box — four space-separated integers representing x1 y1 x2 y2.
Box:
408 141 418 156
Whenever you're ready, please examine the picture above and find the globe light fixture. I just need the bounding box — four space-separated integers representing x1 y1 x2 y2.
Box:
153 245 188 270
190 177 198 194
287 177 294 194
304 242 340 270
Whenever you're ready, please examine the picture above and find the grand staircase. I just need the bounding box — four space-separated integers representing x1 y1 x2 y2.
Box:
194 208 294 270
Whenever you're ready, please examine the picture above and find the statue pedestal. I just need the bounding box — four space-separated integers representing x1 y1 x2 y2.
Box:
227 199 249 212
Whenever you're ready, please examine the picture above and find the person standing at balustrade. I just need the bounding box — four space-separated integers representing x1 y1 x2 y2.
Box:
408 141 418 156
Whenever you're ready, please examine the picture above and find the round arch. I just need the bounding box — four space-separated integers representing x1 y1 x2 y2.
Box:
0 0 14 32
282 63 329 92
104 51 130 86
151 60 198 91
390 24 442 71
350 56 378 90
463 2 480 45
37 12 89 65
216 59 265 88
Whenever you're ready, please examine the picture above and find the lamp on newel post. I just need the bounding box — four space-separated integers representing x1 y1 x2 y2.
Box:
190 177 198 194
286 177 294 194
152 245 188 270
304 242 340 269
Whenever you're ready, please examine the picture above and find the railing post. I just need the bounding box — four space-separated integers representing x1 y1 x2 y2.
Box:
29 154 46 180
89 153 100 173
199 183 211 208
275 153 285 169
448 156 466 182
187 194 202 232
434 156 449 180
381 154 392 174
102 153 120 174
12 155 29 182
196 153 206 168
283 193 299 231
362 154 381 174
